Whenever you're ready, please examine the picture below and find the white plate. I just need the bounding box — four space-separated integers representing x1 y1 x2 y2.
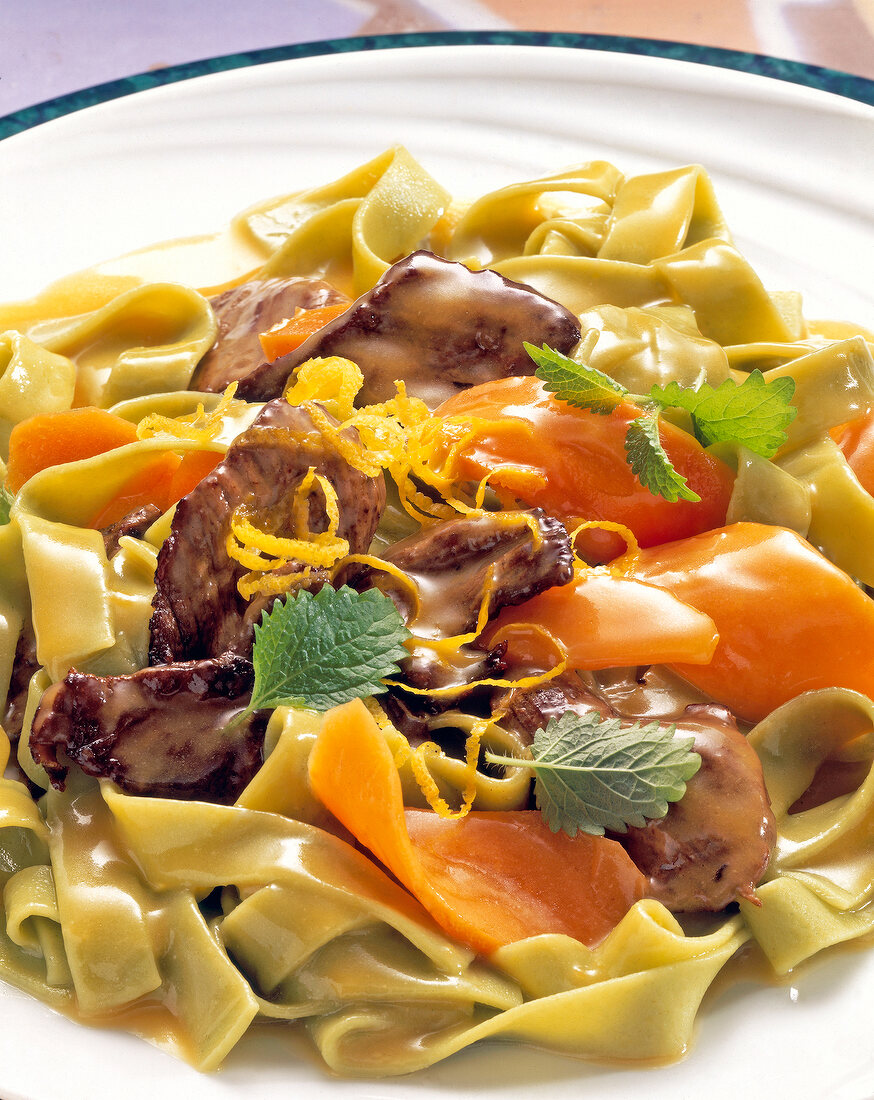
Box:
1 42 874 1100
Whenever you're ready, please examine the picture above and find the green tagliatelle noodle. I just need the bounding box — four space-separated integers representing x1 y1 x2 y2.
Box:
2 148 874 1077
21 282 218 407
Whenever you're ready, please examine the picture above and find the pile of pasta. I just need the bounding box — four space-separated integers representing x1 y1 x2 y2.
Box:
1 147 874 1076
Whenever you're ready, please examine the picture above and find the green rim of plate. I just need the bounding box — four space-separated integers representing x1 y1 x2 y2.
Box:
2 29 873 142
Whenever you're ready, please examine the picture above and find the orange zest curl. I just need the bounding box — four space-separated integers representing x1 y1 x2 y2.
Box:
226 467 349 600
136 382 241 444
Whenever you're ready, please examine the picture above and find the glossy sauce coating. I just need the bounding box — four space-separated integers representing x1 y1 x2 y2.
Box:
236 251 581 407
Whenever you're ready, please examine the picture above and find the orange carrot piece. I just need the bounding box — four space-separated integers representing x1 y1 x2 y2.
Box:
89 452 181 528
404 810 648 952
6 407 139 493
833 411 874 497
258 303 349 362
633 522 874 722
308 699 647 954
166 448 222 505
90 448 223 529
484 571 719 670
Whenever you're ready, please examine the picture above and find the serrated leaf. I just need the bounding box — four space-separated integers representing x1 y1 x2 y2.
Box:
0 487 12 526
243 585 411 716
526 341 627 414
527 711 701 838
650 370 797 458
624 411 701 503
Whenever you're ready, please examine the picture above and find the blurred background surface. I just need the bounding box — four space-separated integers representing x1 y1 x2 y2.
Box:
4 0 874 118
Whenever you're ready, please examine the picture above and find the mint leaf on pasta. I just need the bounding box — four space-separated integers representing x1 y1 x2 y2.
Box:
243 585 411 716
527 344 797 501
487 711 701 838
650 371 797 458
525 341 627 414
624 409 701 503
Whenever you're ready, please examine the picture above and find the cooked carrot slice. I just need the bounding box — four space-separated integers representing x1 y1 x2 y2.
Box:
166 448 222 505
89 447 223 529
89 452 181 528
484 571 719 670
308 699 647 954
258 303 349 362
6 407 139 493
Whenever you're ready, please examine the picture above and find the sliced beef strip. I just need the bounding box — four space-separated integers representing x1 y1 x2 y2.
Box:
493 677 776 913
3 624 39 744
380 507 574 635
101 503 163 558
189 276 350 394
30 653 265 803
149 398 385 665
234 251 581 408
621 703 777 912
494 671 613 745
349 508 573 699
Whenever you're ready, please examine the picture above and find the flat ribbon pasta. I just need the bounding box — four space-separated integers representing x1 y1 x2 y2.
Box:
598 164 730 263
240 146 451 296
445 160 622 268
0 332 76 457
23 283 217 406
767 335 874 453
0 523 27 715
779 437 874 585
741 689 874 973
576 303 731 392
311 905 746 1076
0 725 70 1005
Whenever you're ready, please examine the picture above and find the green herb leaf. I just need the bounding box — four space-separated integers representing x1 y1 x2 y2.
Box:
526 341 628 414
0 487 12 526
527 343 797 503
490 711 701 838
624 410 701 503
650 370 797 458
243 585 411 716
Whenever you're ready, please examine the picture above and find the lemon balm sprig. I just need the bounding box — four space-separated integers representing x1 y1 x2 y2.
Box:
236 588 701 839
230 585 412 725
526 343 797 503
486 711 701 838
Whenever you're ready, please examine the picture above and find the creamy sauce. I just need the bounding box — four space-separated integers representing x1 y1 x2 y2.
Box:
0 228 265 331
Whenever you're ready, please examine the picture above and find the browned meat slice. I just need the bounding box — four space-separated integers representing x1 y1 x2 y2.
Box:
101 503 163 558
350 508 573 698
621 703 776 912
489 675 775 912
149 399 385 664
234 251 581 408
30 653 265 802
190 276 350 393
3 624 39 744
495 671 613 745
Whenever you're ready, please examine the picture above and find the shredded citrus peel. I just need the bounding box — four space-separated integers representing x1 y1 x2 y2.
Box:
569 519 640 576
282 356 520 525
365 699 521 822
137 382 242 444
226 467 349 599
283 356 362 422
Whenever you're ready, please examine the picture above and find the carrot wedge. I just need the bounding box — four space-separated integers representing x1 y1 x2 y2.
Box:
258 303 349 362
308 699 647 954
484 571 719 670
6 407 138 493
